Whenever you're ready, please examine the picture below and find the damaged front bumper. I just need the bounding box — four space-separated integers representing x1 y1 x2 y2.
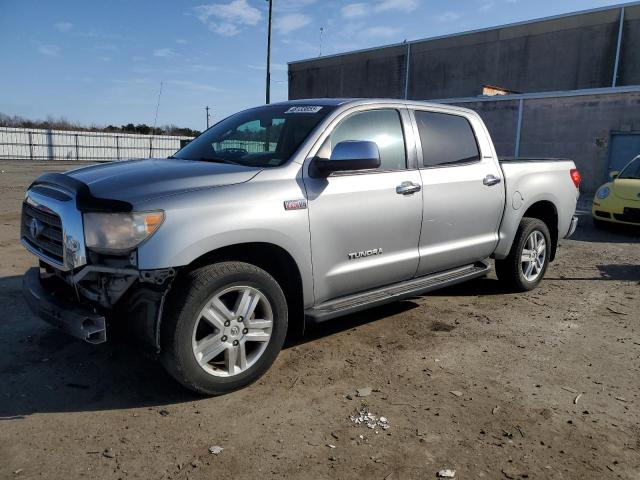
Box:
23 267 107 344
22 264 176 349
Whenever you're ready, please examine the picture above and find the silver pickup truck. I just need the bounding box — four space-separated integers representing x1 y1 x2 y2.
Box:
21 99 580 394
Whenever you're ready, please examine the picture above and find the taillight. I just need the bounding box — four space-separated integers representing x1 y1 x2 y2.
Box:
570 168 581 188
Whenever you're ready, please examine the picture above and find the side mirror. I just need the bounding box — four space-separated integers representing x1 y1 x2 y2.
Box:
311 140 380 177
610 170 620 179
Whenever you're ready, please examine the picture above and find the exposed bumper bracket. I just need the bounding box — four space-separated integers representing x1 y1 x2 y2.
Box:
22 267 107 344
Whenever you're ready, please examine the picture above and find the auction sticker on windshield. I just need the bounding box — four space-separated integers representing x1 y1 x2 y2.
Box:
284 106 323 114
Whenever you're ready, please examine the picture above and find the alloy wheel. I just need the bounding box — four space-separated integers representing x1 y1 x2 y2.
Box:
191 286 273 377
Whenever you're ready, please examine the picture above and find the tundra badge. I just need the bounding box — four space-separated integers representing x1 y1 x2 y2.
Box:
348 248 383 260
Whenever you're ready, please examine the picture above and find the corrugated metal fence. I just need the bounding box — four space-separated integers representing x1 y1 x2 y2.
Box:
0 127 194 162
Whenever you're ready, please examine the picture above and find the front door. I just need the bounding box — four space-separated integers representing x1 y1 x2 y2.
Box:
303 108 423 304
411 108 505 275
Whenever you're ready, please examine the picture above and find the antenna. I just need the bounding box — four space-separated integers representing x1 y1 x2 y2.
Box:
205 106 211 129
319 27 324 56
152 81 163 132
265 0 273 104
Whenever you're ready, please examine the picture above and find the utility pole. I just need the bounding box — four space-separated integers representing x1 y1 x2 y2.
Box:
265 0 273 104
319 27 324 56
205 106 211 129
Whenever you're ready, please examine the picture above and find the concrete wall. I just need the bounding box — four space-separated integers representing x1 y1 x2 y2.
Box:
288 44 407 100
453 99 520 158
408 8 620 99
289 4 640 100
452 92 640 192
619 5 640 85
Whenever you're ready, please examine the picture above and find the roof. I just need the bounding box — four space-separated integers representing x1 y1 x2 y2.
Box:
270 98 476 114
269 98 353 107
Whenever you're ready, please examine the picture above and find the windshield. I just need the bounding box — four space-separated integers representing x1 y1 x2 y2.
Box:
619 156 640 180
172 104 335 167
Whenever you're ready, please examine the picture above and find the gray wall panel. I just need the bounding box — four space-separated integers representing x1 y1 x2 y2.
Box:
619 5 640 85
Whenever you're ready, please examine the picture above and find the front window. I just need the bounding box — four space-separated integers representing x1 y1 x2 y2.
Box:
320 109 407 171
173 104 335 168
619 156 640 179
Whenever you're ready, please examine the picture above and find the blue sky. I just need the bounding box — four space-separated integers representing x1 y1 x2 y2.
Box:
0 0 626 130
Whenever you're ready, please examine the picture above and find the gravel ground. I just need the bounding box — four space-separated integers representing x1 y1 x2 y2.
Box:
0 160 639 480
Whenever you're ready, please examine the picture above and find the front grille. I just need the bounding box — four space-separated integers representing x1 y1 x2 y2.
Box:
613 207 640 224
594 210 611 218
21 202 64 264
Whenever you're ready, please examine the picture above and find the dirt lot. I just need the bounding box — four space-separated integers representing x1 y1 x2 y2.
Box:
0 160 639 480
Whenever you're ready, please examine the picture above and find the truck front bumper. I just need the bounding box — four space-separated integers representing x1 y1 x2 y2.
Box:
22 267 107 344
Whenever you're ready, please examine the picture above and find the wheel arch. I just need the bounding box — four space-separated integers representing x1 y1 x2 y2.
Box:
175 242 306 339
521 200 559 261
494 195 561 261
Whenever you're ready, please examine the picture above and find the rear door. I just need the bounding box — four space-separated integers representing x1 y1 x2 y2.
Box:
303 106 423 304
411 108 505 275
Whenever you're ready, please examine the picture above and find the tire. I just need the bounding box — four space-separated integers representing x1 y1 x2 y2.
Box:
161 261 288 395
495 217 551 292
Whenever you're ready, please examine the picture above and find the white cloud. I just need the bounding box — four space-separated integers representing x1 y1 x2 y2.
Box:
479 1 495 12
191 64 220 72
166 79 222 93
341 3 367 18
194 0 261 36
275 0 316 11
363 26 401 38
54 22 73 32
153 48 177 58
375 0 418 12
436 11 461 22
176 38 188 44
341 0 418 18
37 44 60 56
275 13 311 34
95 44 118 51
247 63 287 72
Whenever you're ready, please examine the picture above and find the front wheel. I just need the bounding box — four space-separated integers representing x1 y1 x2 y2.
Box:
161 262 288 395
495 217 551 292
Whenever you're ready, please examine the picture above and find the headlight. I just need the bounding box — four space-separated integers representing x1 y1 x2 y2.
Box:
597 186 610 200
83 210 164 253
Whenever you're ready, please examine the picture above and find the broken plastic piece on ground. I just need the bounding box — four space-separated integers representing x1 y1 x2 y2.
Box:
350 408 390 430
437 469 456 478
356 387 372 397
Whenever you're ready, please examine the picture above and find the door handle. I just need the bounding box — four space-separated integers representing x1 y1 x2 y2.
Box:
483 174 501 186
396 181 421 195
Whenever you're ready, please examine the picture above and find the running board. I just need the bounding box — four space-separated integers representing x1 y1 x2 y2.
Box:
305 261 490 323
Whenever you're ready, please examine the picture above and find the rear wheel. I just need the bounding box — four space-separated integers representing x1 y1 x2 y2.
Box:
495 217 551 292
161 261 288 395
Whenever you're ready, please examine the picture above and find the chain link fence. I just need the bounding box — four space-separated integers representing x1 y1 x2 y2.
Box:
0 127 194 162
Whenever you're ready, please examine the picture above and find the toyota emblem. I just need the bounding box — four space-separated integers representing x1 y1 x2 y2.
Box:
29 217 44 239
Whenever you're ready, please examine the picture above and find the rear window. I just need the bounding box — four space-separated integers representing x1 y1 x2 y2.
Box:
414 111 480 167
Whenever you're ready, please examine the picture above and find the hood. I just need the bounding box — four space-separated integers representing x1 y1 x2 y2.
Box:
66 158 261 204
612 178 640 201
